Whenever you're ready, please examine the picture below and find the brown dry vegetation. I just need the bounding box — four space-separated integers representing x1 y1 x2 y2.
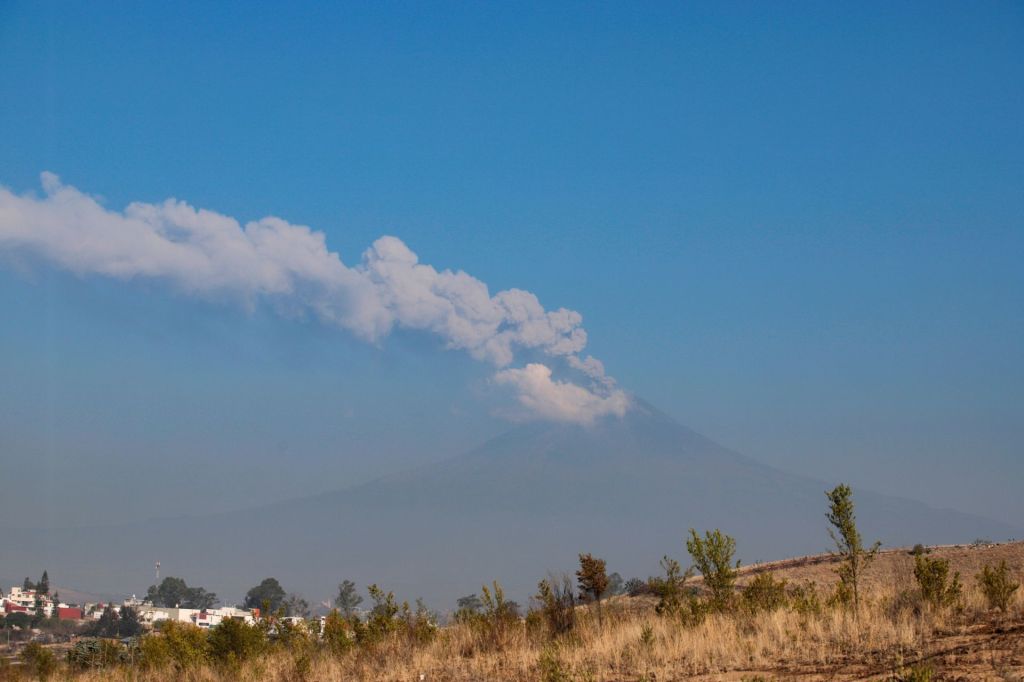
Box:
5 542 1023 682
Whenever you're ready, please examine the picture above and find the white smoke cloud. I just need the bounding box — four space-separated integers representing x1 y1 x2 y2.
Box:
494 364 629 425
0 173 631 424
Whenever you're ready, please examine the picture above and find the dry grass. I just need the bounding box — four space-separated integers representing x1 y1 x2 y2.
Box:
9 542 1024 681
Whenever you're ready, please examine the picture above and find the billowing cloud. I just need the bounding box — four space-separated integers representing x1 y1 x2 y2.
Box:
494 364 629 425
0 173 630 424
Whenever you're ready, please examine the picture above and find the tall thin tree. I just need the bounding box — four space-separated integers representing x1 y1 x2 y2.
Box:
825 483 879 612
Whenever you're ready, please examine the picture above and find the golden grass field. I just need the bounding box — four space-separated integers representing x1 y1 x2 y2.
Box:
7 541 1024 681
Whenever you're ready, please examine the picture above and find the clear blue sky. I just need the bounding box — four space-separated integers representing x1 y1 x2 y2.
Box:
0 1 1021 528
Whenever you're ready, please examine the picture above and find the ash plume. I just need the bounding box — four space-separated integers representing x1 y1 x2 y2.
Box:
0 173 629 424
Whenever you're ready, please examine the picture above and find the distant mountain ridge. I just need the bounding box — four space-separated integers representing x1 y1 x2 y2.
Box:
1 399 1018 606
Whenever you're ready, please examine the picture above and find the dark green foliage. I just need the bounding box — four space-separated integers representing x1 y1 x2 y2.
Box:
976 560 1019 612
686 528 739 612
825 484 879 611
576 553 610 626
86 605 120 637
145 576 218 609
534 575 576 637
20 641 58 680
335 579 363 619
455 593 484 621
207 617 267 667
741 572 788 613
37 571 49 596
913 554 962 608
23 577 34 591
625 577 649 596
243 577 287 613
5 612 33 630
66 638 128 670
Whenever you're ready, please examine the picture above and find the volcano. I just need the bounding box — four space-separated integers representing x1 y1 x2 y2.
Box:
3 400 1018 606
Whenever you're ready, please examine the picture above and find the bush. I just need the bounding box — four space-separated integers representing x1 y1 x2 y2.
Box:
207 618 267 667
686 528 739 612
20 642 58 680
976 560 1020 612
913 554 961 608
625 578 649 597
533 575 576 638
788 582 823 617
145 621 209 671
322 610 353 656
362 584 402 644
66 638 127 670
538 643 570 682
741 572 788 613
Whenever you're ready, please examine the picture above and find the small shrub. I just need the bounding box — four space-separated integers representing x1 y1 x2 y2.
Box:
538 643 570 682
534 575 576 638
21 642 58 680
362 584 402 644
896 663 934 682
976 560 1020 612
651 556 690 617
401 598 437 645
741 572 788 613
639 623 655 648
913 554 961 608
789 582 823 617
625 577 649 597
686 528 739 612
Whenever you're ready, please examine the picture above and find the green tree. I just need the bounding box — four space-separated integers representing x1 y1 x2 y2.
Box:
243 578 286 614
576 553 610 627
90 605 120 638
23 577 34 591
335 580 363 619
119 605 143 637
37 571 49 596
146 577 217 609
825 484 879 611
686 528 739 612
456 593 483 614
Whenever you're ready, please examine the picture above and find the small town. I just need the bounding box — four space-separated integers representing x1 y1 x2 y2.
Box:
0 571 328 673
